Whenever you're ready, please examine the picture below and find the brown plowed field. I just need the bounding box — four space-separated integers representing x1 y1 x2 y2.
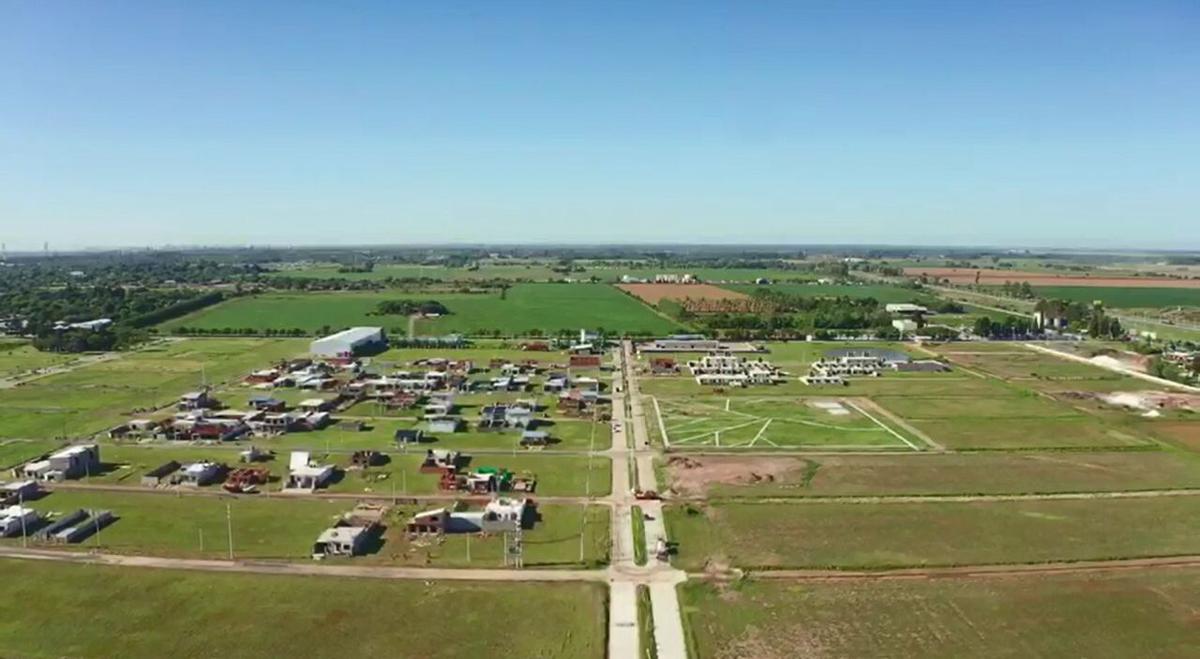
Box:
617 283 749 304
905 267 1200 288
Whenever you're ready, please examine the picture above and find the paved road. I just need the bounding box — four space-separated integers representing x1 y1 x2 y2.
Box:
622 340 689 659
607 580 640 659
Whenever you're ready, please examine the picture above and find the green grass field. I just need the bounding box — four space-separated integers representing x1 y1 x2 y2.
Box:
665 451 1200 498
666 496 1200 570
651 395 917 450
165 284 680 336
0 341 75 378
681 569 1200 659
415 283 681 336
0 338 307 439
0 560 605 659
267 263 564 281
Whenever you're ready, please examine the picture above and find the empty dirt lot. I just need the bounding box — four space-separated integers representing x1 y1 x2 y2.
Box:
905 267 1200 287
616 283 749 304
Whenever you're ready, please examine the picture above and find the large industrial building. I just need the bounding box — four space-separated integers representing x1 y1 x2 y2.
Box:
310 327 386 358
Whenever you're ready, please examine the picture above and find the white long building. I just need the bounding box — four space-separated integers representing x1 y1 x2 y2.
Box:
310 327 386 358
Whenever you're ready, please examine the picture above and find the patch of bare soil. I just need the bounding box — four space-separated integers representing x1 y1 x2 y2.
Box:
666 455 805 496
1097 390 1200 414
721 624 830 659
904 267 1200 288
617 283 748 304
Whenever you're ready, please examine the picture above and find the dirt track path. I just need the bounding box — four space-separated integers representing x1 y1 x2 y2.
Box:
674 488 1200 504
702 555 1200 582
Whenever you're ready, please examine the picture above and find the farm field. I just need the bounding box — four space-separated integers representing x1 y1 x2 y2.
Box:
724 282 935 303
414 283 681 336
681 569 1200 659
617 283 747 304
651 395 919 450
0 338 306 439
1028 285 1200 308
664 451 1200 498
665 496 1200 570
906 267 1200 288
0 560 605 659
162 292 418 333
266 263 563 281
7 490 609 567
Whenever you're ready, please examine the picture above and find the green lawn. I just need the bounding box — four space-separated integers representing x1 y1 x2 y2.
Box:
681 570 1200 659
666 496 1200 570
267 263 564 281
0 560 605 659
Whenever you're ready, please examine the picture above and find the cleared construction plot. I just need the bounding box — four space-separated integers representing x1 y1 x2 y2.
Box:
681 568 1200 659
664 450 1200 498
665 496 1200 570
0 560 605 659
651 396 919 450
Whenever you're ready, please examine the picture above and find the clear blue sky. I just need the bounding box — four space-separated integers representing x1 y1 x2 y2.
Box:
2 1 1197 250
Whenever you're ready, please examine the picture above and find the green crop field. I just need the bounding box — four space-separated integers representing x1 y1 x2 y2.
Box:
162 292 410 333
665 496 1200 570
724 283 936 303
164 284 680 336
0 338 306 439
681 569 1200 659
415 283 681 336
0 560 605 659
267 263 564 281
1029 285 1200 308
665 451 1200 498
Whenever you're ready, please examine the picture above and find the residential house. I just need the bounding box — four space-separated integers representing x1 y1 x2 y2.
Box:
285 451 335 491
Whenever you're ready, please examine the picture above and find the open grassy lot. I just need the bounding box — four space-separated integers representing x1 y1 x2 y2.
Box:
0 438 65 468
651 395 917 450
936 348 1123 381
664 451 1200 498
1029 285 1200 308
907 416 1152 450
666 496 1200 570
0 560 605 659
416 283 681 336
8 490 609 567
0 341 74 377
0 338 306 439
681 569 1200 659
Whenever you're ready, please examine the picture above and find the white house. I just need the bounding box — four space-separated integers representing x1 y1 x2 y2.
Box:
285 451 335 491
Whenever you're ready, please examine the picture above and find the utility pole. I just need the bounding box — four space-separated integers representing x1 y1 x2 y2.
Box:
466 532 471 563
226 502 234 560
199 528 204 553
